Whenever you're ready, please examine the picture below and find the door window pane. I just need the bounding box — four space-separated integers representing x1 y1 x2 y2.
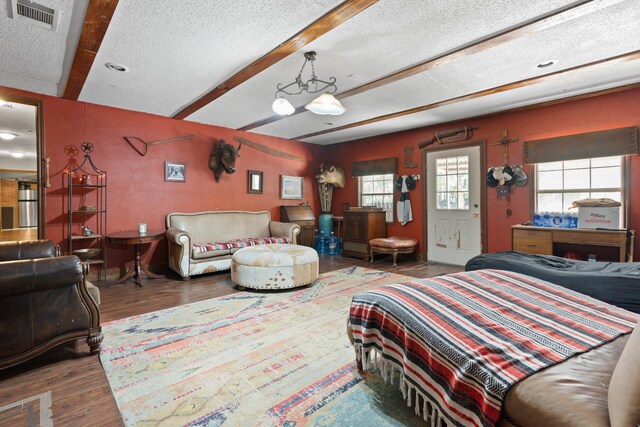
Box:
436 155 469 210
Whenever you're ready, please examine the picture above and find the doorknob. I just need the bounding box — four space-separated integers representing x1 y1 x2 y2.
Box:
474 212 479 217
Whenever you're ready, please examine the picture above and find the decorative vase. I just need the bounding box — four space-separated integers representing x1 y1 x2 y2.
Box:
318 212 332 236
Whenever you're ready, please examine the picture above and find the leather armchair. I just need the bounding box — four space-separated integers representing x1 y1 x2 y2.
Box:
0 240 103 369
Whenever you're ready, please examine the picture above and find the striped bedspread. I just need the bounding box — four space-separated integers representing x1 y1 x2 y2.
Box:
348 269 638 427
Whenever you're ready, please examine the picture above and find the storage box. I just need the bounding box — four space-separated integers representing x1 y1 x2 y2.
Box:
577 207 620 229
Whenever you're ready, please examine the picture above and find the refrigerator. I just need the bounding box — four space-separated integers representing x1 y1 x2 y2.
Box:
18 188 37 228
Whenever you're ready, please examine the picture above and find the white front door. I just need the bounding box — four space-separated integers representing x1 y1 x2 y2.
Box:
426 146 482 265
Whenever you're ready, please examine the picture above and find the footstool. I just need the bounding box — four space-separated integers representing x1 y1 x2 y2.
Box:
231 244 318 290
369 236 418 267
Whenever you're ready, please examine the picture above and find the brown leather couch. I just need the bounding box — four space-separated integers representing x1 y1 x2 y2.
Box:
0 240 103 369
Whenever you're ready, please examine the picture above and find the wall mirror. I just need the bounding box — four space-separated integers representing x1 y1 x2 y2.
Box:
248 170 263 194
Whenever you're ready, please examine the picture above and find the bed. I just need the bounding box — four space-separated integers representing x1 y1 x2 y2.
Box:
348 269 640 427
464 251 640 314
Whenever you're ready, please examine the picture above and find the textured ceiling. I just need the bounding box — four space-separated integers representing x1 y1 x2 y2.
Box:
0 0 639 154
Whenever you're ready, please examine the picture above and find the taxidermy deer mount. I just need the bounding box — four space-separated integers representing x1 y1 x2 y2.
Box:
208 139 241 182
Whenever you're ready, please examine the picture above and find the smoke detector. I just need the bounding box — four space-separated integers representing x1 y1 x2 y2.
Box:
9 0 59 31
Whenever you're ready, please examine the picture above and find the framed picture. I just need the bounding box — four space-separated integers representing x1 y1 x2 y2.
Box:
280 175 303 199
248 170 263 194
165 161 186 182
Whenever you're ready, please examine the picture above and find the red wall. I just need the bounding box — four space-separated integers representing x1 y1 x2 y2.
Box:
3 84 640 269
1 86 324 271
327 87 640 258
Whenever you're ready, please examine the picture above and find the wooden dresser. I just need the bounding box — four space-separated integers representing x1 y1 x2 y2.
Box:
280 205 315 247
512 225 634 262
342 209 387 260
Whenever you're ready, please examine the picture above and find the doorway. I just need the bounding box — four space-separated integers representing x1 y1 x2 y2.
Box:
0 94 43 243
424 143 486 265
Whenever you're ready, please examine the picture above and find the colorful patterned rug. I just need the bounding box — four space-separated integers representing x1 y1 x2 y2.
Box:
100 266 426 426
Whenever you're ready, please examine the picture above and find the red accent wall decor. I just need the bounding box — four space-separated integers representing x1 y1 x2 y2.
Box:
0 86 323 271
325 87 640 258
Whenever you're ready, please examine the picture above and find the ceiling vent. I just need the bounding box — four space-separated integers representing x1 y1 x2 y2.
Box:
9 0 59 31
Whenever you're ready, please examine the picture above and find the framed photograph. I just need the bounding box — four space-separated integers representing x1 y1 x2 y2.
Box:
165 161 186 182
280 175 303 199
248 170 263 194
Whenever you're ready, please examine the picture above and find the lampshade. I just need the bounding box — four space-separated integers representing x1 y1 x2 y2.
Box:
272 98 295 116
305 93 346 115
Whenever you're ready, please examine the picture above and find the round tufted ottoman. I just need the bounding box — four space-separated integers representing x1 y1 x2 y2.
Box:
231 244 318 290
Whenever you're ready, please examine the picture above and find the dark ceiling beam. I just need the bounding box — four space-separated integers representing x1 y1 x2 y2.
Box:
294 49 640 140
62 0 120 100
172 0 379 120
239 0 624 131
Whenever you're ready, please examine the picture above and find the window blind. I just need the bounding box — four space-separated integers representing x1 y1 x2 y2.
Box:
351 157 397 176
523 126 638 164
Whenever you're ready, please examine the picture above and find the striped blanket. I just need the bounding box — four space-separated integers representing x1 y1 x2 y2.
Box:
348 269 638 427
192 236 291 256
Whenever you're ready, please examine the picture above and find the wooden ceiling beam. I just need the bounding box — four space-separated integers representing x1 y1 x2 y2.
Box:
171 0 379 120
294 49 640 140
62 0 120 100
240 0 624 131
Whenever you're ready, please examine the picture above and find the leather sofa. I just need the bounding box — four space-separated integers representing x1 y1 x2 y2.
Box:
166 210 300 279
0 240 103 369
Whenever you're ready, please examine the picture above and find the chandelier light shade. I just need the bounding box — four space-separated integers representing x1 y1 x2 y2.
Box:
272 98 295 116
305 93 346 115
273 51 346 116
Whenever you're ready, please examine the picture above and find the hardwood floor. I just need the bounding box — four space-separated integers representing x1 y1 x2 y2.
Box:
0 255 461 426
0 227 37 242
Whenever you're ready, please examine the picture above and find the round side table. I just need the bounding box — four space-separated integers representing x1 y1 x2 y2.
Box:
106 230 165 287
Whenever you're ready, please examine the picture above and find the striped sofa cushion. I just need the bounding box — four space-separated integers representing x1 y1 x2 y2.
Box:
192 236 292 256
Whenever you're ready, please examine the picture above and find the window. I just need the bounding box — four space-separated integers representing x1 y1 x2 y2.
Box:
536 156 622 212
359 174 394 222
435 155 469 210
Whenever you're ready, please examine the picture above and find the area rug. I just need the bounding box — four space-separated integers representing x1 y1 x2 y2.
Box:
100 266 425 426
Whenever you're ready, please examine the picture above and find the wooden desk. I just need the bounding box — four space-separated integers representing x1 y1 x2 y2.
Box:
512 225 634 262
106 230 165 287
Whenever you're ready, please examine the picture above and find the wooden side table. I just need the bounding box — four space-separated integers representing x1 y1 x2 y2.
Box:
106 230 165 287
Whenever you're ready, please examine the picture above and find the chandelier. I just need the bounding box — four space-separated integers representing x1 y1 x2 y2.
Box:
272 51 346 116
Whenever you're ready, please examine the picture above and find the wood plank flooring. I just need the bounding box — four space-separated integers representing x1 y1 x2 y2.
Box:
0 227 37 242
0 255 461 426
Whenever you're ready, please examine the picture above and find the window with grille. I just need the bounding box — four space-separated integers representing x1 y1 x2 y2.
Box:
359 174 394 222
535 156 623 212
435 155 469 210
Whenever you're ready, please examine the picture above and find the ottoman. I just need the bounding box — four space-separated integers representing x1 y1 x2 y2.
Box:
231 244 318 290
369 236 418 267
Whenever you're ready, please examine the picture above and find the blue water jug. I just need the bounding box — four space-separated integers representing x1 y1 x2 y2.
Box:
315 231 326 254
328 232 338 255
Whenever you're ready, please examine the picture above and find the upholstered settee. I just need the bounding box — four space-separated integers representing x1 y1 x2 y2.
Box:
0 240 103 369
166 210 300 279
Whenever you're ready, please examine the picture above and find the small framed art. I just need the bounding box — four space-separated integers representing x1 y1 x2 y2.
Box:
248 170 263 194
165 161 186 182
280 175 303 199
